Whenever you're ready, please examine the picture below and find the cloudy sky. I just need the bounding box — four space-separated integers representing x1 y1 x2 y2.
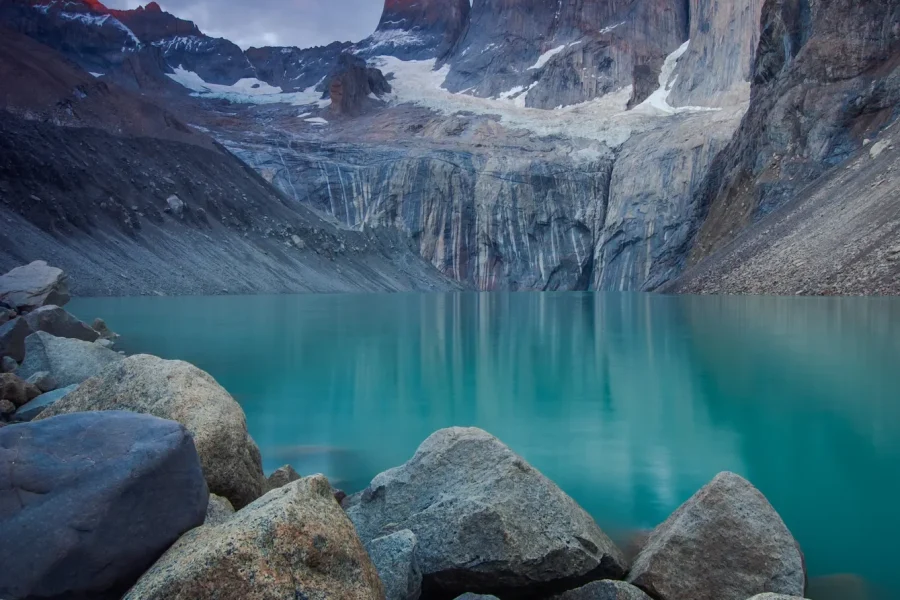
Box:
104 0 384 49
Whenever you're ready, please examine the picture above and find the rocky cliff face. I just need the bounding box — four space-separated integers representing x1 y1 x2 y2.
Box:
358 0 471 60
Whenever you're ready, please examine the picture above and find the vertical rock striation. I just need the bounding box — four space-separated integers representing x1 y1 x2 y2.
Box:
358 0 471 60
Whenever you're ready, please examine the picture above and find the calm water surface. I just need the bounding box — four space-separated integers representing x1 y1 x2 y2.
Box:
70 292 900 596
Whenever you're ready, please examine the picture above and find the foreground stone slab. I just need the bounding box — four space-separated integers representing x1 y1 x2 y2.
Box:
627 472 806 600
345 427 626 597
13 384 79 422
18 331 123 387
24 305 99 342
37 354 266 508
0 411 208 600
0 261 70 313
126 476 384 600
552 580 653 599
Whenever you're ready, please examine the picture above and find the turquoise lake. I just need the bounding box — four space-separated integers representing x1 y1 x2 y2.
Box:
70 292 900 597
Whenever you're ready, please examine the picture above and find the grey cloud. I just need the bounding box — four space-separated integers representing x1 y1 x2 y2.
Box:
104 0 384 48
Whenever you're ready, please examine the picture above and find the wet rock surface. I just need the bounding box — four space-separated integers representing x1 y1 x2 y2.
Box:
0 411 208 600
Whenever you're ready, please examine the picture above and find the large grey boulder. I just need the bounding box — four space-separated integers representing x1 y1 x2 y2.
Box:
0 261 70 313
366 529 421 600
13 384 79 422
24 305 99 342
552 580 653 599
37 354 266 508
627 472 806 600
745 595 809 600
267 464 301 489
0 411 208 600
18 331 123 387
0 317 32 363
345 427 626 597
204 494 235 526
125 476 384 600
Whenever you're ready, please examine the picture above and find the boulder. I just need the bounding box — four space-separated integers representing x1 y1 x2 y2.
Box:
0 373 41 407
0 411 208 600
0 317 32 363
18 331 123 387
0 356 16 373
366 529 422 600
552 580 653 599
36 354 266 508
627 472 806 600
0 399 14 420
125 476 385 600
455 595 500 600
345 427 626 597
92 317 119 342
13 384 79 422
166 194 185 216
267 464 300 489
745 595 809 600
0 307 14 326
204 494 235 526
0 261 70 312
25 371 57 393
24 305 99 342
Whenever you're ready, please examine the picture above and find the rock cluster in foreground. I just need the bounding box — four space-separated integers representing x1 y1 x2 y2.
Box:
0 261 818 600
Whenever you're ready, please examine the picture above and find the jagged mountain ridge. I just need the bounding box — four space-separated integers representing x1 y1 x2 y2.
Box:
1 0 898 294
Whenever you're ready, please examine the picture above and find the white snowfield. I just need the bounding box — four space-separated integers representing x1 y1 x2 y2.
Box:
166 67 331 108
631 41 720 116
528 41 582 71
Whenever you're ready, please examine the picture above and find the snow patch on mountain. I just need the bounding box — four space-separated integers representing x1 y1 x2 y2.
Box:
57 11 142 48
357 29 426 54
528 43 580 71
631 41 721 116
166 66 331 108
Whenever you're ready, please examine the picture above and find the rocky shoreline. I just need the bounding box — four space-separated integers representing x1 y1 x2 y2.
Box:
2 262 814 600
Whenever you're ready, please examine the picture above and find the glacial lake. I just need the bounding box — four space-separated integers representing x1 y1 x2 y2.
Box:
70 292 900 597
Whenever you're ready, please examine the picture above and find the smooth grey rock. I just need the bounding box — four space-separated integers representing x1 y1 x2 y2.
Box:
0 356 15 373
0 261 70 313
13 384 79 422
125 476 384 600
0 373 40 407
36 354 266 509
0 317 32 363
25 371 57 393
345 427 626 597
0 411 208 600
24 305 99 342
267 464 301 490
366 529 421 600
627 472 805 600
166 194 185 216
18 331 123 387
204 493 235 526
552 580 653 599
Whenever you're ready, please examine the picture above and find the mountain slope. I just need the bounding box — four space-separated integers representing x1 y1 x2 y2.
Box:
0 28 458 295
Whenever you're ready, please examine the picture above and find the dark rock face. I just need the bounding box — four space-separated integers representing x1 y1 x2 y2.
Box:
246 41 353 92
151 34 256 85
328 54 392 116
689 0 900 264
344 427 626 598
109 1 201 44
356 0 471 60
23 305 99 342
627 472 806 600
0 318 32 363
0 411 209 600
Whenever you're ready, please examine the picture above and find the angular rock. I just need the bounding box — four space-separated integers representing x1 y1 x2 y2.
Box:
166 194 185 216
204 494 235 526
36 354 266 508
18 331 123 387
25 371 57 393
0 307 14 326
0 317 32 363
125 476 384 600
345 427 626 597
745 595 809 600
24 305 99 342
0 399 15 420
454 595 500 600
0 411 209 600
0 373 41 407
552 580 653 599
627 472 806 600
267 464 301 489
13 384 79 422
0 261 70 313
92 317 119 341
0 356 16 373
366 529 421 600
